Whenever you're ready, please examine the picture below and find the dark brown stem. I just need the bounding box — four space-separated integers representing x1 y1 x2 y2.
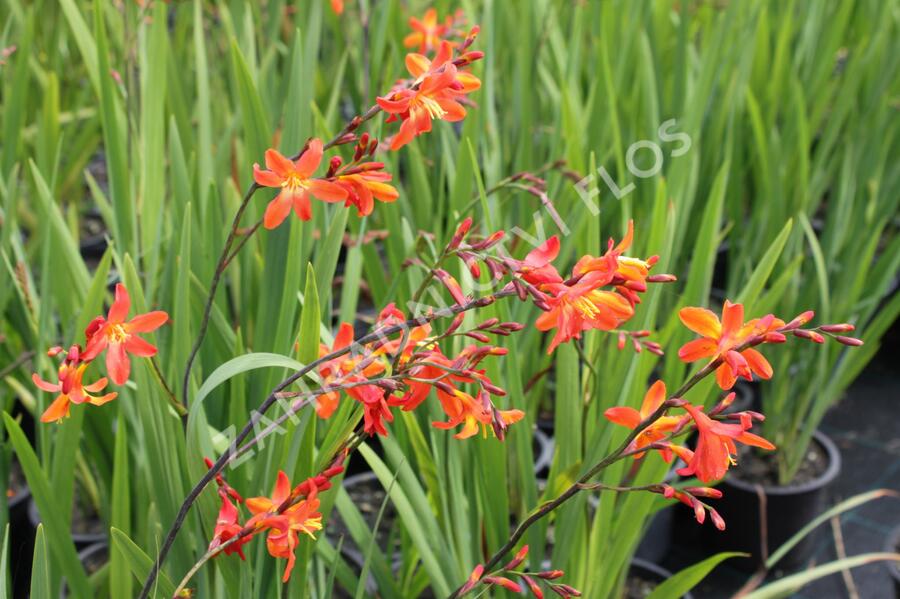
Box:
446 359 720 599
138 289 515 598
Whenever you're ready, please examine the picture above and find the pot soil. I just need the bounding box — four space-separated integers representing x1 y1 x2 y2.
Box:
28 494 106 550
885 524 900 597
626 558 694 599
701 429 840 572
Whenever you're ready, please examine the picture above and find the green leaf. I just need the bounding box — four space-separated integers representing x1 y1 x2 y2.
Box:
110 528 178 598
735 219 793 311
3 414 91 597
29 525 51 599
646 552 745 599
767 489 897 569
297 263 320 365
745 553 900 599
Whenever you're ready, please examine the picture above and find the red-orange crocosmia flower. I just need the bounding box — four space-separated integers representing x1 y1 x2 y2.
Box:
678 301 783 390
378 42 480 150
253 140 348 228
432 387 523 439
334 162 399 216
208 494 251 559
604 381 683 460
404 8 451 53
535 272 634 354
330 0 344 15
246 471 324 582
81 284 168 385
34 346 117 423
317 323 393 436
518 236 563 285
677 403 775 482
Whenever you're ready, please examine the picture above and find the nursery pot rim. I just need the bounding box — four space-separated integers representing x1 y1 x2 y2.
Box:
629 557 695 599
724 429 840 496
27 497 107 543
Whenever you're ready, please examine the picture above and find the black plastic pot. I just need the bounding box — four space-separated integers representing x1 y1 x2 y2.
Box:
533 427 554 477
28 497 106 550
701 430 841 572
7 460 33 598
885 524 900 598
628 558 695 599
61 542 108 597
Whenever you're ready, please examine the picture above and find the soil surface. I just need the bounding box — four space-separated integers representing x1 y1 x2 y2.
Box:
71 499 105 537
328 477 397 555
730 437 829 488
624 575 660 598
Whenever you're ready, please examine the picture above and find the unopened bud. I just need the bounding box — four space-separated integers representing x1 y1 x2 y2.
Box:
793 329 825 343
710 508 726 531
820 323 855 333
536 570 565 580
835 335 863 346
647 273 677 283
504 545 529 570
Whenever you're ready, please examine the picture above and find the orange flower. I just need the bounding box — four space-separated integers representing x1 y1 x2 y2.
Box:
246 471 323 582
33 346 117 423
432 387 523 439
377 42 480 150
329 0 344 15
604 381 684 460
253 140 348 228
403 8 451 53
678 301 783 389
518 236 563 285
535 272 634 353
208 494 250 559
334 162 399 216
677 403 775 482
82 283 168 385
317 323 392 435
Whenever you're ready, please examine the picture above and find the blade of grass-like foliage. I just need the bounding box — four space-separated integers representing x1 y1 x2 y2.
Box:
358 443 452 595
110 407 132 597
3 414 90 597
734 218 793 312
745 553 900 599
0 525 7 598
110 527 177 598
30 525 51 599
766 489 897 569
646 552 745 599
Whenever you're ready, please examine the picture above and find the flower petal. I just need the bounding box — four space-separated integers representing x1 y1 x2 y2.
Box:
32 373 60 392
604 406 641 429
742 348 773 380
307 179 348 203
40 395 71 423
721 300 745 338
677 338 718 362
127 310 168 333
678 307 721 339
253 164 283 188
640 380 667 417
106 342 131 385
108 284 131 324
264 148 295 179
124 334 158 357
295 139 324 178
264 192 293 229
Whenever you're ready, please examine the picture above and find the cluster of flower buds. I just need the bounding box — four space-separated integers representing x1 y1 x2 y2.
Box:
617 329 664 356
310 301 523 440
206 458 346 582
655 485 726 530
32 284 168 423
679 301 863 390
458 546 581 598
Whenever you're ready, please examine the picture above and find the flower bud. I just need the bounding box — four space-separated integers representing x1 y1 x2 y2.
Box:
535 570 564 580
820 323 855 333
483 576 522 593
710 508 726 531
793 329 825 343
504 544 529 570
647 274 677 283
835 335 863 347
